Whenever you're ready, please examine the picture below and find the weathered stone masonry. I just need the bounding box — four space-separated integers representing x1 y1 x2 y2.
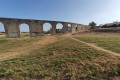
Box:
0 17 89 38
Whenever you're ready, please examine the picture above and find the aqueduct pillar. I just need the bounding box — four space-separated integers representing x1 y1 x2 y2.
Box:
63 23 68 34
5 19 20 38
29 21 43 37
71 23 77 33
51 22 56 35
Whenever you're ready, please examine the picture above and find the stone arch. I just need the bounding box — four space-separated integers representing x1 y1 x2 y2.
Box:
0 22 6 36
68 23 72 32
0 22 5 32
19 23 30 37
75 24 78 31
43 22 52 35
56 23 63 33
77 24 82 31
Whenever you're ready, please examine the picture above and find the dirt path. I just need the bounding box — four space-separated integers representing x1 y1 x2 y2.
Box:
71 37 120 57
0 36 58 61
0 35 5 37
1 33 120 61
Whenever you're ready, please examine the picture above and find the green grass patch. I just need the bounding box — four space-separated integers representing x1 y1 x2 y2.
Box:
0 39 7 43
76 37 120 54
0 38 120 79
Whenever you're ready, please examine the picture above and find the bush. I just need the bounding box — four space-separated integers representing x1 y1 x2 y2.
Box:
89 21 97 29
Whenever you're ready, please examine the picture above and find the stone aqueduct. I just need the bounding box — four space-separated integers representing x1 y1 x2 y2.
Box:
0 17 89 38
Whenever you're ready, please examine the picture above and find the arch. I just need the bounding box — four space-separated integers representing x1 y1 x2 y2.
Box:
68 24 72 32
68 24 72 27
0 22 5 36
75 24 78 31
43 23 52 34
19 23 30 36
56 23 63 33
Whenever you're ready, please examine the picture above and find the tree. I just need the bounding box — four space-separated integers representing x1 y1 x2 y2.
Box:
89 21 97 29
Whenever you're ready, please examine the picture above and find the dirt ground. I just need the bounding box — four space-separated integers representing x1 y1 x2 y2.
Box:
0 33 5 37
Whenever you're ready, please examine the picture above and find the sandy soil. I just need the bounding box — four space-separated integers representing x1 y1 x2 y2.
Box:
0 34 5 37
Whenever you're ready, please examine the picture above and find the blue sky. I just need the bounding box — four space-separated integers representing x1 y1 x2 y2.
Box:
0 0 120 32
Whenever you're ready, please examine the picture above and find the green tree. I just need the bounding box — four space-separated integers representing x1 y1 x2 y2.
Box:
89 21 97 29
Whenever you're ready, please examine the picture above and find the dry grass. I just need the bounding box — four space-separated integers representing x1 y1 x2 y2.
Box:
0 32 120 79
0 38 120 80
73 31 120 38
74 32 120 54
0 35 60 61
